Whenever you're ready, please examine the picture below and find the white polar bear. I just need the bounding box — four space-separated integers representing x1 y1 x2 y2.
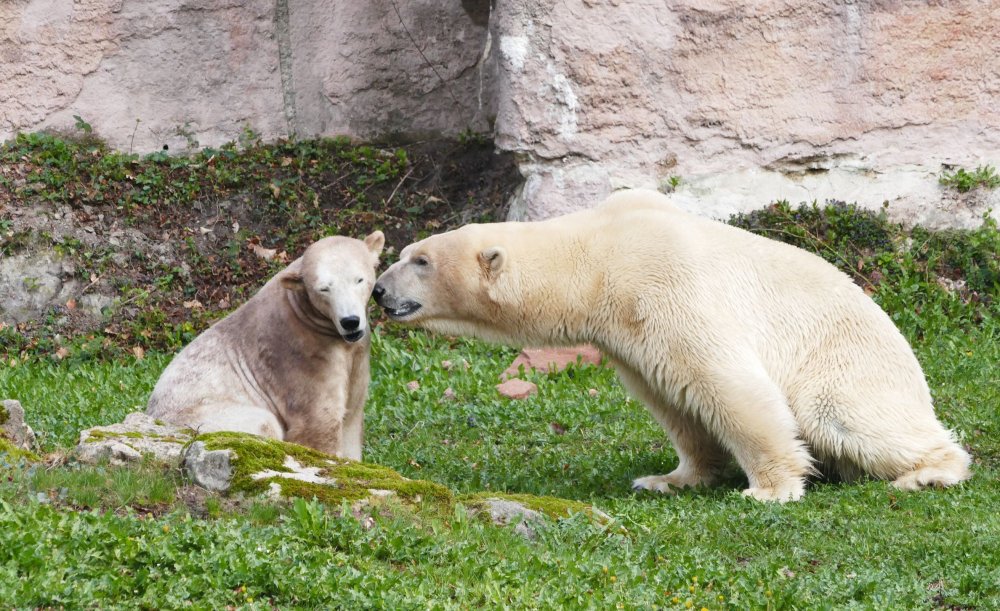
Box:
372 189 971 502
147 232 384 459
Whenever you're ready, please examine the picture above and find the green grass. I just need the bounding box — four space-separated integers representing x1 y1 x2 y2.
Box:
1 319 997 608
1 203 999 608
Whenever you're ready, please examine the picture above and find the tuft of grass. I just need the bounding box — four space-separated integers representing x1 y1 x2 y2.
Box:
939 164 1000 192
29 461 179 510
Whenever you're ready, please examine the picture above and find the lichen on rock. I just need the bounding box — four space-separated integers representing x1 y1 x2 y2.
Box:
76 412 195 466
191 432 452 508
0 437 40 463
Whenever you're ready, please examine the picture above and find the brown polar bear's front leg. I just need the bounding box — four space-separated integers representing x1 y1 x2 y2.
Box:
614 362 729 492
337 350 371 462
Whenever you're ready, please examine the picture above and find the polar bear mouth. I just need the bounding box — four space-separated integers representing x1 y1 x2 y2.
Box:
383 301 422 319
343 330 365 343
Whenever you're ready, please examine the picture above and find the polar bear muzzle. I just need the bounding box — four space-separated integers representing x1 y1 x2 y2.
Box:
372 284 422 319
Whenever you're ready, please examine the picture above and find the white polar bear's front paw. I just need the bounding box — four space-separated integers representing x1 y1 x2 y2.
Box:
631 470 714 494
631 475 680 494
741 480 805 503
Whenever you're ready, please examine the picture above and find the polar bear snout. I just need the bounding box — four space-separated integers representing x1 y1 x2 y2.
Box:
372 282 423 320
339 316 365 343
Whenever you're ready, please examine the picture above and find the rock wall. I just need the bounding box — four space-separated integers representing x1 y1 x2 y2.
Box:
3 0 998 226
493 0 1000 226
0 0 496 151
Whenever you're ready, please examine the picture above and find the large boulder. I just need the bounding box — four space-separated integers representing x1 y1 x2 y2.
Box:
4 1 997 228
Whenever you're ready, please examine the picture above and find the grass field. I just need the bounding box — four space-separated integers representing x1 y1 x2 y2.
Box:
2 309 998 608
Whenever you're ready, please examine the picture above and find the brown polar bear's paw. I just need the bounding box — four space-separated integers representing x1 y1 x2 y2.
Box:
741 478 806 503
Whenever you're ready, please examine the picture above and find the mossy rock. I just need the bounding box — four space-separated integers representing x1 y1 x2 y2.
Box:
189 433 611 530
0 437 40 463
460 492 609 523
194 432 453 509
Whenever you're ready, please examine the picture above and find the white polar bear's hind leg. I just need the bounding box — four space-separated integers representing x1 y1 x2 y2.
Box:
891 442 972 491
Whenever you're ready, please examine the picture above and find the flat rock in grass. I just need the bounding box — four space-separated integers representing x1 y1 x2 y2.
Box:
181 432 614 537
501 345 603 381
186 432 453 507
474 497 544 539
463 492 611 540
1 399 36 451
496 378 538 399
76 412 194 466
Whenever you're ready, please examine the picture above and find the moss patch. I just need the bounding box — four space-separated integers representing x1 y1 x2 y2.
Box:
0 403 8 426
0 437 40 463
460 492 605 522
84 430 146 442
194 432 451 508
189 433 608 522
84 429 190 443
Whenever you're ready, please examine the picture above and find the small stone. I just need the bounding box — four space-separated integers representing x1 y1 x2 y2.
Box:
182 441 235 492
501 345 603 380
475 498 544 540
406 380 420 391
496 378 538 399
588 388 598 397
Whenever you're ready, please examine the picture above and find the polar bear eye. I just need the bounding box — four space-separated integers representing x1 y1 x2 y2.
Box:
355 277 364 284
318 287 330 293
414 256 429 267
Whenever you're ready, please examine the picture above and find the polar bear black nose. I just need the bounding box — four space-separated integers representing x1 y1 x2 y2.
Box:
372 284 385 300
340 316 360 331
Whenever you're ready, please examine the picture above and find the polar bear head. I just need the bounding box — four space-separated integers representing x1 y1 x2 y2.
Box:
280 231 385 342
372 223 557 344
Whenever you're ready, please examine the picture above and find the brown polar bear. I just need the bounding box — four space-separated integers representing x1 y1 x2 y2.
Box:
147 231 385 459
373 189 971 502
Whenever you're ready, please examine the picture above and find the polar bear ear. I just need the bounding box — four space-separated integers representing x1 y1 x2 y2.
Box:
364 230 385 256
480 246 506 275
279 270 305 291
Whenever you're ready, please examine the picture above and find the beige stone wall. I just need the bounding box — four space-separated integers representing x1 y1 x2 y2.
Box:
1 0 495 152
494 0 1000 226
3 0 998 226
